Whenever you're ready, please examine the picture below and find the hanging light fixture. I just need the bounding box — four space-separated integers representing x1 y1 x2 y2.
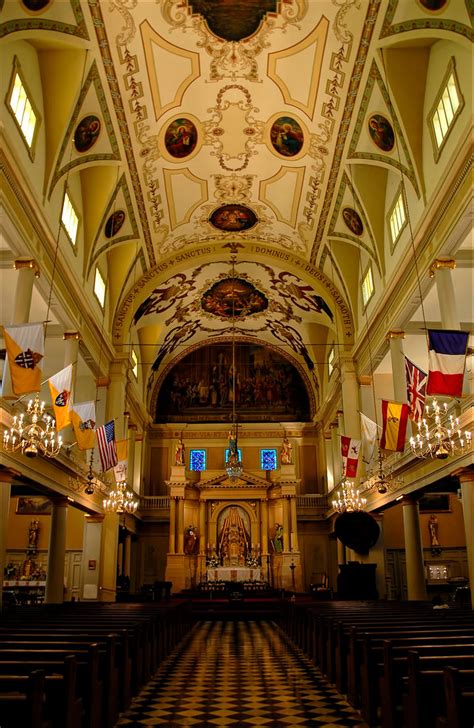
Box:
361 447 403 495
409 399 471 460
3 393 62 458
225 256 243 480
332 480 367 513
103 481 138 514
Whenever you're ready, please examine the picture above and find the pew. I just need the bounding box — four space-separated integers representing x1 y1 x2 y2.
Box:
0 669 45 728
437 666 474 728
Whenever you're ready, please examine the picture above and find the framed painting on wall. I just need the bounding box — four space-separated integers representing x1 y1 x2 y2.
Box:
16 497 52 515
418 493 451 513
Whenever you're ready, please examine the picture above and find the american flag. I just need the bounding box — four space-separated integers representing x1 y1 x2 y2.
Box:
96 420 118 472
405 357 427 423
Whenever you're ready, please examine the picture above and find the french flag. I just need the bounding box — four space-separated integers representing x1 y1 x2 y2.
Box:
427 329 469 397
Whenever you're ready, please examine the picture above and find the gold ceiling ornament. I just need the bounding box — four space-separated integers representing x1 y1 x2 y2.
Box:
409 399 471 460
103 481 139 514
3 393 62 459
331 480 367 514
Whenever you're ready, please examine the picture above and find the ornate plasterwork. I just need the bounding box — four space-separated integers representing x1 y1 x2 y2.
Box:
0 0 88 39
380 0 473 42
260 167 306 228
163 168 208 230
161 0 308 82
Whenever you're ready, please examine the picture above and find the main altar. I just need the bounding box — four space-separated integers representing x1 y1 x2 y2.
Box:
164 461 303 593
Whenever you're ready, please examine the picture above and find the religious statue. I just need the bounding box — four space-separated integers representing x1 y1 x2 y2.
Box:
429 514 440 548
228 428 237 455
184 525 198 555
281 437 293 465
28 519 39 550
175 438 185 466
271 523 284 552
219 506 249 567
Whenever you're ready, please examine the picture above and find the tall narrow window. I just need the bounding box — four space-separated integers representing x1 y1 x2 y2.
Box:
61 191 79 246
389 188 406 247
131 348 138 379
430 59 463 159
94 267 106 308
328 346 335 378
7 61 39 154
362 265 374 308
260 449 277 471
190 449 206 471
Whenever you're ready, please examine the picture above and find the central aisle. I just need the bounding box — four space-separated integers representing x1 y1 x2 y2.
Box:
117 620 367 727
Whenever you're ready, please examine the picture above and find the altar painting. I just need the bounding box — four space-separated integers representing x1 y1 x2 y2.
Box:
155 343 310 422
217 506 251 567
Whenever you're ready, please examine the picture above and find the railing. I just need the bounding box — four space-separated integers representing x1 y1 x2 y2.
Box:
296 494 328 509
139 496 170 509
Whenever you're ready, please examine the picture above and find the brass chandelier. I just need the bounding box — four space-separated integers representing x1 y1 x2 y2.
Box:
361 448 403 495
332 481 367 513
3 393 62 458
103 482 139 514
409 399 471 460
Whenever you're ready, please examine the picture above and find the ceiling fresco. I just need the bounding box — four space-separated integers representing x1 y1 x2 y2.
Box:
1 0 471 417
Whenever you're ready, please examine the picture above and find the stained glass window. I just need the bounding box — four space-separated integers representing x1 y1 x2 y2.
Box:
225 448 242 463
190 449 206 471
260 449 277 471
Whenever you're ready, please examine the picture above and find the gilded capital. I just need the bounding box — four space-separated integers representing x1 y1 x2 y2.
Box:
358 375 373 386
14 258 40 277
96 376 110 388
63 331 80 341
429 258 456 278
386 329 405 340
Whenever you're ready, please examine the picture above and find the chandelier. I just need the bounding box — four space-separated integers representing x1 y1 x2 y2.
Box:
332 481 367 513
409 399 471 460
103 482 138 514
225 256 243 480
3 393 62 458
361 448 403 495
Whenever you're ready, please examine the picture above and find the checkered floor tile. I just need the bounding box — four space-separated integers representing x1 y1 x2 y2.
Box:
117 620 367 727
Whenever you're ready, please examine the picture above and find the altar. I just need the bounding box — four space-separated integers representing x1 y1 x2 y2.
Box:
207 567 262 582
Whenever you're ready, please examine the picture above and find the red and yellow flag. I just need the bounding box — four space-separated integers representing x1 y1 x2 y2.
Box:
380 400 409 452
70 401 96 450
48 364 73 431
4 323 44 395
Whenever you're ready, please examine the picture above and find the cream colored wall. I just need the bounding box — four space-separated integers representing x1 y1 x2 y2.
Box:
383 494 466 549
6 500 85 551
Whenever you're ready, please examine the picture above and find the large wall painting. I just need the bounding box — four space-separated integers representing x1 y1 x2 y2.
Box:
201 278 268 318
74 115 101 153
189 0 278 42
367 113 395 152
270 116 304 157
155 343 310 423
164 118 198 158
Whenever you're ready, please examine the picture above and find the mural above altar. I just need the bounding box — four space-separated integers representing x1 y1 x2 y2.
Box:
207 567 262 583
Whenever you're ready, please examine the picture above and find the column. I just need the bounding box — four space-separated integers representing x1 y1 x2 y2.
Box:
199 499 206 555
177 497 184 554
340 356 360 439
99 512 119 601
128 424 137 491
117 542 124 576
402 496 427 600
107 356 129 440
458 468 474 608
330 421 342 485
45 497 68 603
290 496 298 552
62 332 80 444
282 497 290 552
387 330 407 403
0 472 14 612
123 533 132 578
169 497 176 554
260 498 269 555
337 539 346 566
429 258 460 330
325 434 334 493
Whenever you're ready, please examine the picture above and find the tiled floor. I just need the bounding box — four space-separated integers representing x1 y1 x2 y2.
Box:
117 620 368 727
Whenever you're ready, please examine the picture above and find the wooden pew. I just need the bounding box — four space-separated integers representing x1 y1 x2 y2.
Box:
402 651 474 728
0 655 81 728
437 666 474 728
0 669 45 728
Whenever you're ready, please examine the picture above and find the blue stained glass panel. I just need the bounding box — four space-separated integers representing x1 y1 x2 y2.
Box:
225 448 242 463
190 449 207 471
260 448 277 471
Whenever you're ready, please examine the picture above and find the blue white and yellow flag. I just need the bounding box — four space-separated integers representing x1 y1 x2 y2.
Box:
4 323 44 395
48 364 73 431
70 400 96 450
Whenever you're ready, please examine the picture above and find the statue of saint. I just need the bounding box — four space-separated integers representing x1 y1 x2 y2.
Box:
184 525 198 555
281 437 293 465
175 439 185 466
219 506 249 567
429 514 440 547
271 523 283 552
28 520 39 550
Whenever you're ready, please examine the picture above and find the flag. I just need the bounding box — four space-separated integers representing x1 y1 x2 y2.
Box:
48 364 73 431
114 439 128 483
405 357 427 423
341 435 361 478
380 400 409 451
3 323 44 395
96 420 118 472
360 413 378 464
427 329 469 397
70 401 96 450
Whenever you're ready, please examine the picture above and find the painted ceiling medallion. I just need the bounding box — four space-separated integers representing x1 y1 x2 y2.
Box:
74 115 101 153
21 0 50 11
190 0 277 41
270 116 304 157
105 210 125 238
368 113 395 152
418 0 447 10
342 207 364 237
201 278 268 318
165 118 198 158
209 204 257 232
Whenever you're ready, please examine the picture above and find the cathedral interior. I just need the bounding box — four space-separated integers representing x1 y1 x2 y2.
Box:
0 1 473 724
